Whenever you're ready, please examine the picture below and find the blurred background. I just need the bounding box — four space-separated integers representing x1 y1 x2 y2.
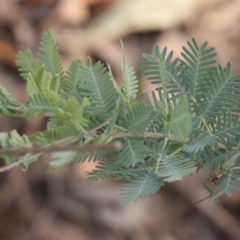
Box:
1 0 240 239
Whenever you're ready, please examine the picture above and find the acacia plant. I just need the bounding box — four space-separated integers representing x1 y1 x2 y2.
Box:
0 30 240 204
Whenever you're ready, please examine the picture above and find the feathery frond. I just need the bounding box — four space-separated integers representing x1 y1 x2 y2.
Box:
37 30 64 82
141 45 186 96
0 130 36 167
183 133 217 153
24 93 54 118
16 50 38 80
80 59 117 120
119 171 164 204
121 100 160 135
195 63 240 120
64 59 84 91
50 148 114 167
6 30 240 204
86 159 148 182
155 155 196 182
211 112 240 149
166 95 192 142
180 38 217 98
118 139 147 167
26 66 49 94
120 40 139 101
0 85 25 117
204 151 231 178
211 159 240 200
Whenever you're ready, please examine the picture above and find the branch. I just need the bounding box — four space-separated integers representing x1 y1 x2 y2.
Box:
0 142 122 155
113 132 165 139
0 142 122 173
194 194 212 204
0 153 42 173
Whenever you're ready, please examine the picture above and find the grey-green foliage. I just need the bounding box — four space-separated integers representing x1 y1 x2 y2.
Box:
0 30 240 204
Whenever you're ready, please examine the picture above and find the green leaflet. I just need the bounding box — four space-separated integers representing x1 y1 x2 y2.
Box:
155 155 196 182
204 151 231 178
179 38 217 98
0 85 25 117
210 112 240 149
118 139 147 167
29 125 79 145
194 63 240 121
147 138 195 182
211 160 240 200
24 93 54 118
183 133 217 153
0 130 37 168
121 100 160 135
80 59 117 121
37 30 64 82
50 148 114 166
65 59 84 91
150 90 192 142
108 64 124 100
86 159 148 182
141 45 184 96
119 171 164 204
120 40 139 101
166 95 192 142
50 151 77 167
16 49 38 80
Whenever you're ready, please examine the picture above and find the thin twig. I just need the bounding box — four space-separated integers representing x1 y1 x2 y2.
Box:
113 132 165 139
194 194 212 204
0 142 122 173
0 153 42 172
0 142 122 155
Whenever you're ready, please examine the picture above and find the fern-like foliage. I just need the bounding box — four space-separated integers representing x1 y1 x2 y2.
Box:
3 31 240 204
120 40 139 101
80 59 117 121
141 45 185 96
65 59 83 90
195 63 240 120
50 148 114 167
166 95 192 142
118 139 147 167
37 30 64 82
120 100 160 135
179 39 217 98
210 159 240 200
119 171 164 204
16 50 38 80
155 155 196 182
24 93 54 118
86 159 148 182
0 130 36 167
0 86 26 117
183 133 217 153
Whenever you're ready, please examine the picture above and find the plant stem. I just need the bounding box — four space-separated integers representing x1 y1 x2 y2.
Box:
168 145 185 157
155 137 168 173
200 116 212 135
0 142 122 173
113 131 165 139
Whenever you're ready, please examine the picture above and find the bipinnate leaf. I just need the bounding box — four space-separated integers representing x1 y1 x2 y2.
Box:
166 95 192 142
37 30 64 82
120 40 139 101
119 171 164 204
16 49 38 80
